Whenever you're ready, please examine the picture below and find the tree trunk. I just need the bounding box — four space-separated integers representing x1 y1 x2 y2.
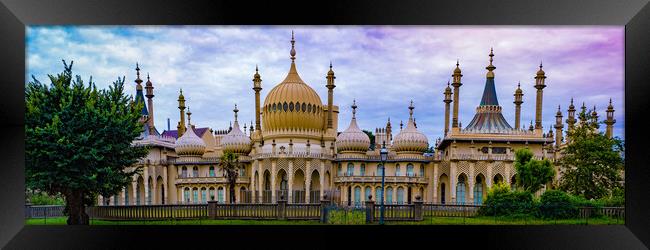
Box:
65 190 89 225
230 183 236 204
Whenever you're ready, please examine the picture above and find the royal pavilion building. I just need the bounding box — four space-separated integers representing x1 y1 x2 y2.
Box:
98 34 617 207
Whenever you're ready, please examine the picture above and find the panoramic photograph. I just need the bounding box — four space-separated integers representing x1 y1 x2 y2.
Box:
24 26 625 225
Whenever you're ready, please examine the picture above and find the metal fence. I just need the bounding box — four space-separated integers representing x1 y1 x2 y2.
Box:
423 203 482 217
25 205 65 219
85 204 208 220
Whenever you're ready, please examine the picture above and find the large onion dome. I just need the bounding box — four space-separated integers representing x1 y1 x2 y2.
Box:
175 122 207 156
336 100 370 153
392 101 429 154
262 32 324 133
221 104 252 155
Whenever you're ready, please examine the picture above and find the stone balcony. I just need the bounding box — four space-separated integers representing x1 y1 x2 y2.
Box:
175 176 250 185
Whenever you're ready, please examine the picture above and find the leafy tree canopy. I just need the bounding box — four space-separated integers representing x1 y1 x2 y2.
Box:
25 60 149 224
558 107 624 200
514 148 555 193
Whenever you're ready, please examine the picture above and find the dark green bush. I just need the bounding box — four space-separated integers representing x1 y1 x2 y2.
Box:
27 192 65 205
480 182 535 216
537 190 578 219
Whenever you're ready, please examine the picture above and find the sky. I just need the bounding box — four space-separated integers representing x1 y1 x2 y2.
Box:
26 26 625 141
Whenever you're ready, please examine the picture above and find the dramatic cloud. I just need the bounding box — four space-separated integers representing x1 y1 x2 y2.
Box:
26 26 625 141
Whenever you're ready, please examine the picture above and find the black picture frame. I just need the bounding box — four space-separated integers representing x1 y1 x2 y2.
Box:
1 0 649 249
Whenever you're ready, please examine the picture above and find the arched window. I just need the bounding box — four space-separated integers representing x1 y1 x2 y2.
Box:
217 187 224 203
338 165 343 176
365 187 372 201
193 166 199 177
456 175 466 205
395 164 401 176
289 102 294 111
240 167 246 177
302 103 307 112
283 102 288 112
375 187 382 203
296 102 301 112
272 103 277 112
209 187 215 201
308 104 312 113
441 183 446 204
406 164 414 177
360 164 366 176
192 188 199 204
419 164 425 177
136 183 142 205
183 187 190 204
181 167 187 178
347 163 354 176
474 176 483 205
201 188 207 203
397 187 405 204
386 187 393 204
147 180 153 205
354 186 361 207
377 164 384 176
125 189 130 205
209 166 215 177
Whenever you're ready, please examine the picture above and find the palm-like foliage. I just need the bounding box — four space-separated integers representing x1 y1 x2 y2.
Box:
219 151 243 203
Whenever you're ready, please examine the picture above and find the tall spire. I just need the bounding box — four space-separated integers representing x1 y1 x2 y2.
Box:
486 48 496 78
186 106 192 126
233 104 239 123
351 99 357 119
408 100 414 120
290 30 296 62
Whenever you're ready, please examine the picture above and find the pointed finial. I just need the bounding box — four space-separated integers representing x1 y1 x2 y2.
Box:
187 106 192 125
256 64 259 72
400 120 404 130
351 99 357 118
486 48 496 72
540 61 543 69
408 100 414 118
290 30 296 62
456 59 459 67
518 81 521 88
147 72 150 80
330 61 332 69
233 104 239 122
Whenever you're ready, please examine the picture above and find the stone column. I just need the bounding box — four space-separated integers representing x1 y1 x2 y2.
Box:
469 162 475 203
450 162 457 204
143 166 150 205
366 198 375 223
288 160 294 203
433 165 438 203
305 160 311 203
320 161 325 199
163 166 168 205
486 163 493 188
271 160 277 203
414 195 423 221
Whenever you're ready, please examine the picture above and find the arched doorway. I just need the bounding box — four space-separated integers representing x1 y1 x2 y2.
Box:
147 176 153 205
293 169 305 203
263 170 272 203
156 176 164 205
397 187 405 204
407 186 412 204
347 186 352 206
439 174 448 204
277 169 288 200
125 182 133 205
474 174 486 205
310 170 321 203
136 176 145 205
493 173 504 185
456 174 468 204
354 186 362 207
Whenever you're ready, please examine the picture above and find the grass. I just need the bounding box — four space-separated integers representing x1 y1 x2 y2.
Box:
26 215 623 226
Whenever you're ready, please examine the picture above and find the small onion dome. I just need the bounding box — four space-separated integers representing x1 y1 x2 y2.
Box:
336 100 370 153
515 82 523 94
175 124 206 156
392 101 429 154
453 60 462 74
221 104 252 155
536 62 545 76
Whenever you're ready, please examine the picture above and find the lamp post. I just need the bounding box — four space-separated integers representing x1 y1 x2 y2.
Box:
379 141 388 225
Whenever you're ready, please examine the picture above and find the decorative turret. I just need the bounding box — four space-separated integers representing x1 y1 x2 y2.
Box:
326 61 336 131
451 60 463 129
514 81 524 129
221 104 252 155
252 65 263 135
554 105 564 148
177 89 186 137
144 72 156 134
566 98 577 130
336 99 371 155
486 48 496 78
605 99 616 138
393 101 429 155
534 62 547 131
443 81 453 136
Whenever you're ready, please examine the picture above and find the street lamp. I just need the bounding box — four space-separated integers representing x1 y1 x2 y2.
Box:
379 141 388 225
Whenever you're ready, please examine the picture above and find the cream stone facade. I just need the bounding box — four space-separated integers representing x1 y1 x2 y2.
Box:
98 35 617 207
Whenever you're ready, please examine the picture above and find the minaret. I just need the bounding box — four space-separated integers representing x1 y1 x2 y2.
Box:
514 82 524 129
443 81 452 136
386 117 392 143
451 60 463 131
534 62 547 133
186 106 193 130
177 89 186 137
605 99 616 138
326 61 336 131
252 65 262 134
134 63 148 125
591 105 599 123
566 98 576 131
145 73 155 134
554 105 563 148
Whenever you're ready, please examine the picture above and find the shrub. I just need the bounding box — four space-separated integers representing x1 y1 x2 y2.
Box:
27 192 65 205
480 182 535 216
326 208 366 224
537 189 578 219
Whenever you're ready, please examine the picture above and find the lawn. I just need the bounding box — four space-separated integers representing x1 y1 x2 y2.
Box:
26 216 623 225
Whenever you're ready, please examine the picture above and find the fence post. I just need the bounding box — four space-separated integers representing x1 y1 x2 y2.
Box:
320 194 330 223
25 203 32 219
365 195 375 224
207 201 217 219
278 195 287 220
414 195 423 221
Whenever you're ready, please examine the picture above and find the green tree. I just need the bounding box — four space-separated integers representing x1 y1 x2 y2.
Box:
25 61 148 225
558 107 624 200
362 130 375 150
219 151 243 203
514 148 555 193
